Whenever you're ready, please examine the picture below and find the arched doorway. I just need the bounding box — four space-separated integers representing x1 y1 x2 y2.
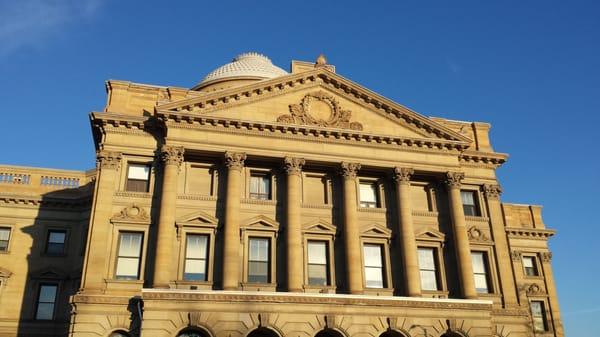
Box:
379 330 407 337
441 332 465 337
247 327 280 337
315 328 345 337
109 331 130 337
178 328 211 337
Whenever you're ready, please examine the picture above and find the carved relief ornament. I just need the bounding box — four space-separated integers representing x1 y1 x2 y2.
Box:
224 152 247 171
340 162 361 179
96 150 122 170
161 145 184 166
524 283 546 296
510 250 522 261
112 204 150 223
445 172 465 188
283 157 305 176
484 184 503 199
541 251 553 262
393 167 414 185
467 226 489 242
277 91 363 130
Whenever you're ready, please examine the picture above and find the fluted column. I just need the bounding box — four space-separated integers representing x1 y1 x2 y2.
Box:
484 184 518 306
153 145 184 288
284 157 305 292
394 167 421 297
340 162 363 294
445 172 477 299
222 151 246 290
81 151 122 292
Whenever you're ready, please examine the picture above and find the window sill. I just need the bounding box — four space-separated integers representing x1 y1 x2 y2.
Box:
241 198 277 206
303 285 336 294
171 280 213 290
363 287 394 296
465 215 490 223
241 282 277 292
421 290 449 299
358 207 387 213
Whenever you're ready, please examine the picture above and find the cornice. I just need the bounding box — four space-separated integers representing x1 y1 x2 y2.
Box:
505 227 555 239
459 150 508 167
90 112 151 130
0 193 92 209
160 115 469 153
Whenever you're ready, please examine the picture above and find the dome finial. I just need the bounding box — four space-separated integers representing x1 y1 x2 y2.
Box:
315 53 327 67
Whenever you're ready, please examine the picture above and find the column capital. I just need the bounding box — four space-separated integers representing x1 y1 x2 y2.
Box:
96 150 122 170
340 162 361 179
224 151 247 171
161 145 185 166
393 167 414 185
445 171 465 188
483 184 502 199
541 251 553 263
283 157 305 176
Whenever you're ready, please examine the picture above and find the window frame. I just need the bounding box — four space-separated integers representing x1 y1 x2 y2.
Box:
530 299 549 332
34 282 59 321
409 181 435 212
114 231 144 281
301 172 332 206
415 229 449 298
240 216 279 290
302 220 336 292
0 225 13 253
182 233 209 282
522 254 541 278
246 168 275 201
471 250 492 294
175 217 217 289
417 246 441 291
183 162 218 196
120 158 154 194
469 245 500 296
460 188 484 217
44 228 69 256
360 224 393 295
357 178 385 209
108 222 149 284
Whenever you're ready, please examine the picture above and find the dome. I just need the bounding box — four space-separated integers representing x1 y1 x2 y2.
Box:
194 52 288 91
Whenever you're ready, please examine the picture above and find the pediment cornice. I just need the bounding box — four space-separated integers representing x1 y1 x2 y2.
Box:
156 69 472 143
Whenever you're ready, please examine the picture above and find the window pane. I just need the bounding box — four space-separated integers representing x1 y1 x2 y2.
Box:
418 248 435 270
359 183 377 202
523 256 534 268
36 303 55 320
308 264 328 286
365 267 384 288
186 235 208 259
48 231 66 244
531 301 542 315
460 191 475 205
308 241 327 264
259 176 270 194
38 285 57 303
116 257 140 278
420 270 438 291
0 228 10 241
0 240 7 251
128 165 150 180
249 238 269 261
474 274 489 293
184 260 206 281
46 242 65 255
363 244 383 267
248 261 269 283
471 252 485 273
119 233 143 257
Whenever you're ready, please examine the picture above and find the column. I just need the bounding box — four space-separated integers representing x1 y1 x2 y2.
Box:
153 145 184 288
445 172 477 299
81 151 122 292
483 184 518 307
540 252 564 337
340 162 363 294
393 167 421 297
284 157 305 292
222 151 246 290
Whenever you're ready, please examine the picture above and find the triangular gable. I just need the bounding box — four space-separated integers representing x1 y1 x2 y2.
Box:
361 223 392 239
156 68 471 144
176 210 218 228
30 267 67 279
415 228 446 242
302 219 336 235
241 215 279 231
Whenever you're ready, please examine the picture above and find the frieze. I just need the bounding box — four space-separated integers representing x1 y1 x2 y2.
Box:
393 167 414 185
277 91 364 130
177 194 218 201
72 294 131 305
241 198 277 206
411 210 439 217
492 308 531 317
283 157 306 176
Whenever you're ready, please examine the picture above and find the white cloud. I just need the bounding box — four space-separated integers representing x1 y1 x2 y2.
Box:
0 0 104 56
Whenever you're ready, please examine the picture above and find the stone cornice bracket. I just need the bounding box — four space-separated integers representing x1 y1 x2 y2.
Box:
445 171 465 189
160 145 184 167
541 251 553 262
393 167 414 185
483 184 503 199
224 151 247 171
283 157 305 176
96 150 122 170
340 162 361 179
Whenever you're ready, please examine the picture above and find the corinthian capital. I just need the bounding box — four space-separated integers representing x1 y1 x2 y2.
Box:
340 162 361 179
393 167 414 185
483 184 502 199
161 145 185 166
224 151 246 171
96 150 122 170
445 171 465 188
283 157 305 176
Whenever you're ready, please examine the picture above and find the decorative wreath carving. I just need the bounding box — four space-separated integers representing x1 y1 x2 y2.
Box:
112 204 150 222
467 226 489 242
277 91 363 130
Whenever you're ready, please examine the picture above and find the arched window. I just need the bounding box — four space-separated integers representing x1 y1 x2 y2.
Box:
178 328 210 337
315 328 345 337
109 331 130 337
247 327 280 337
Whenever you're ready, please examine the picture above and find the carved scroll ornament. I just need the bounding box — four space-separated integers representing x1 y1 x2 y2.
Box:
393 167 414 185
283 157 305 176
340 162 361 179
277 91 363 130
161 145 184 166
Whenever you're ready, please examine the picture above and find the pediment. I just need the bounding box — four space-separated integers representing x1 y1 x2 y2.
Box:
0 267 12 278
242 215 279 231
361 223 392 239
302 219 336 235
176 210 218 228
156 69 472 146
30 266 67 280
415 228 446 242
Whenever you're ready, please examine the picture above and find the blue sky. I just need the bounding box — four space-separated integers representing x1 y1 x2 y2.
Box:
1 1 598 335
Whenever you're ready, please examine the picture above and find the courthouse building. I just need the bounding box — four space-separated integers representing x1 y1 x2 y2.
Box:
0 53 563 337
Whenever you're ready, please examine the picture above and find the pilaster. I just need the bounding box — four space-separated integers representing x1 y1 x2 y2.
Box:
284 157 305 292
340 162 363 294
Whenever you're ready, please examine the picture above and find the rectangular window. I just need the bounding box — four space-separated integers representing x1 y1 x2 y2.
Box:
471 251 491 293
418 247 439 291
249 174 270 200
35 283 58 320
359 182 378 208
363 244 385 288
45 230 66 255
307 241 329 286
115 232 143 280
184 234 208 281
0 227 10 252
523 256 539 277
461 190 480 216
248 237 270 283
530 301 548 332
126 164 150 192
